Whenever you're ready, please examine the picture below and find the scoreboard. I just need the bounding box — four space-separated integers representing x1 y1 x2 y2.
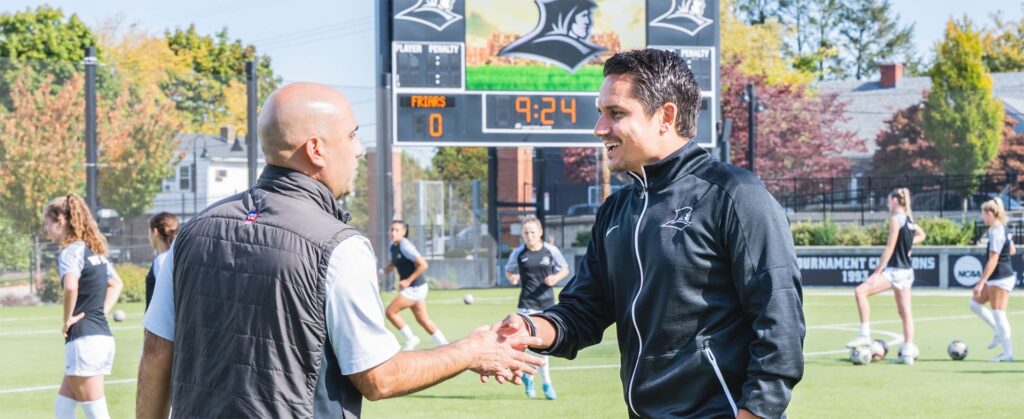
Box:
388 0 720 147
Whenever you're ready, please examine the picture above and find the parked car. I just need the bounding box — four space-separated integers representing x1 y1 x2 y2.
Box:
912 191 1022 212
565 203 600 216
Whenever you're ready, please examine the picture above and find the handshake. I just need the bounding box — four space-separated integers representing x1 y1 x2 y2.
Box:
457 314 544 385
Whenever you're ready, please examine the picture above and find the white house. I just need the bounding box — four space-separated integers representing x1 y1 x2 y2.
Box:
148 128 267 218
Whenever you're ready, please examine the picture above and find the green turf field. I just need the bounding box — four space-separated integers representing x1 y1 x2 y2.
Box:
1 288 1022 418
466 66 604 91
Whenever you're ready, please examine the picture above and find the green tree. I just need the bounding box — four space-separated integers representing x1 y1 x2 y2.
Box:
98 81 183 223
924 19 1005 180
163 25 280 135
432 147 488 225
982 12 1024 72
0 73 85 291
0 6 98 107
0 217 31 271
837 0 916 80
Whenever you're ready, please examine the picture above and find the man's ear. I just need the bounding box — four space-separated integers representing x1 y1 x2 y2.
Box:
659 102 678 135
304 136 327 169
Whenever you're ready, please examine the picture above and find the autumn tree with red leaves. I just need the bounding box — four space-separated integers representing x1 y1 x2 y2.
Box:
870 101 942 176
722 58 864 180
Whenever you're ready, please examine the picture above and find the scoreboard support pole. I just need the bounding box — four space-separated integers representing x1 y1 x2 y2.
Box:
488 148 498 244
375 0 396 274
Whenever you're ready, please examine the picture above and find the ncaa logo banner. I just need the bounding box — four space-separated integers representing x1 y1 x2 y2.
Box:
949 254 1024 288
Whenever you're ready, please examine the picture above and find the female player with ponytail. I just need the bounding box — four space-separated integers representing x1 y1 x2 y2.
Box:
43 194 123 419
847 188 926 364
969 198 1015 362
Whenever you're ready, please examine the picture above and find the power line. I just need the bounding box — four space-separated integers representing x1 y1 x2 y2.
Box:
260 23 376 51
254 20 374 50
250 16 373 45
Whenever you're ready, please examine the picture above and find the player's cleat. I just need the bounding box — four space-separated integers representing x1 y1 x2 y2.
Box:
846 336 872 349
402 335 420 351
990 353 1014 363
543 383 557 400
523 374 535 398
897 342 919 365
987 335 1001 350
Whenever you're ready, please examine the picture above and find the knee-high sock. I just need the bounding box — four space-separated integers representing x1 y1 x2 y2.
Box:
81 397 110 419
399 325 415 341
969 300 998 334
54 394 77 419
431 330 448 346
993 310 1013 356
540 355 552 384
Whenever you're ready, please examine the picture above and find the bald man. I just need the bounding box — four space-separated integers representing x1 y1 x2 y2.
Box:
136 83 542 418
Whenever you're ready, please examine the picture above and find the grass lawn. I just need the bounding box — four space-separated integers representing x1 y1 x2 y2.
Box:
1 288 1022 418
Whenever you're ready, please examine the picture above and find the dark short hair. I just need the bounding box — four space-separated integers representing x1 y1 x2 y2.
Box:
603 48 702 138
391 219 410 237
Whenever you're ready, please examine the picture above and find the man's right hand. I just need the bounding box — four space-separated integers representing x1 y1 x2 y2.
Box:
458 325 543 384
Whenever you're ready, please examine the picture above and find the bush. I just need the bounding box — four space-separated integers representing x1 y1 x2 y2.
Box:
37 266 61 304
916 218 972 246
37 262 149 304
116 263 149 304
573 231 590 248
443 248 470 258
836 225 872 246
865 223 889 245
791 222 815 246
791 222 840 246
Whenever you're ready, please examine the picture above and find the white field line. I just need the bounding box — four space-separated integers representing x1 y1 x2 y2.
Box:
0 325 142 337
0 378 136 395
1 311 1020 393
807 311 1024 330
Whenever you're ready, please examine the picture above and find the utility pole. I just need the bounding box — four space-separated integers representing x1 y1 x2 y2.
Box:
84 46 99 213
741 83 762 174
246 61 258 187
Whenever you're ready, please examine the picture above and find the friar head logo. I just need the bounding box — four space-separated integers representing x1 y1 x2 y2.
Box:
396 0 463 32
661 207 694 231
498 0 605 73
650 0 713 36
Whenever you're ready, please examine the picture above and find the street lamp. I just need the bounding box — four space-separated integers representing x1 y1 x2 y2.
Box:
740 83 763 174
192 137 208 216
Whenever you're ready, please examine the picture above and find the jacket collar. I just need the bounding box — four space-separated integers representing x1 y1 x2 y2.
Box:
627 140 710 191
255 165 351 223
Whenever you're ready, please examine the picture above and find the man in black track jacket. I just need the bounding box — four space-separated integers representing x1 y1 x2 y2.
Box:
497 49 805 418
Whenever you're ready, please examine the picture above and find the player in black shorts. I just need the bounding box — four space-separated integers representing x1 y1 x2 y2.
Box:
43 194 124 419
504 216 570 400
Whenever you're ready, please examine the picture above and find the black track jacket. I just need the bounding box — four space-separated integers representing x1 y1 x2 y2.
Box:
537 141 805 418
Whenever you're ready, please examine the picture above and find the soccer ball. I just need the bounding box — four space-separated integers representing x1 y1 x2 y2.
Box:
112 310 127 322
850 345 872 365
869 339 889 361
948 340 968 361
463 294 474 305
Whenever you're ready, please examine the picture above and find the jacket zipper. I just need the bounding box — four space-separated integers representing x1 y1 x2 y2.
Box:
625 170 648 417
702 343 739 416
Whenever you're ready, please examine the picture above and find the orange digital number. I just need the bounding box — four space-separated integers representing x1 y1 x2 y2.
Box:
540 97 556 125
429 113 443 138
560 98 576 124
515 97 531 124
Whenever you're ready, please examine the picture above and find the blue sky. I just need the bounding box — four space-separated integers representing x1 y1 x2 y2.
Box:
4 0 1022 154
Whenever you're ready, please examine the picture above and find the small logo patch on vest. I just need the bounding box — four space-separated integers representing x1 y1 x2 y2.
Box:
244 209 259 223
